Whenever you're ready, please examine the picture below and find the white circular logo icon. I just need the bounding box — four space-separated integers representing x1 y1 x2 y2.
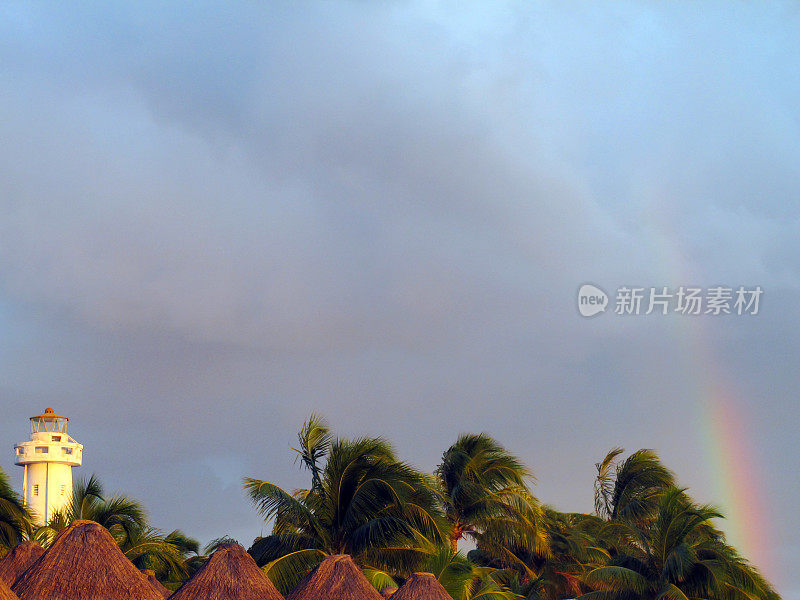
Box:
578 284 608 317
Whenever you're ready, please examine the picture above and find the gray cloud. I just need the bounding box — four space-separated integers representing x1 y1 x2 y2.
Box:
1 1 798 594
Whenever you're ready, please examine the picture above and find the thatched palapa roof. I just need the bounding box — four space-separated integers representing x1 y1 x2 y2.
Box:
141 569 172 599
0 579 18 600
390 573 453 600
11 520 163 600
170 542 284 600
287 554 384 600
0 542 44 586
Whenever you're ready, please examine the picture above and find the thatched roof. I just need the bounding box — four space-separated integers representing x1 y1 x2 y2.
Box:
11 520 163 600
0 579 18 600
287 554 384 600
141 569 172 599
390 573 453 600
0 542 44 586
169 543 284 600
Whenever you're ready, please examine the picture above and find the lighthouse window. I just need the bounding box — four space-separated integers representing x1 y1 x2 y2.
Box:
52 436 61 442
16 448 23 455
62 447 73 455
33 485 39 496
34 446 49 453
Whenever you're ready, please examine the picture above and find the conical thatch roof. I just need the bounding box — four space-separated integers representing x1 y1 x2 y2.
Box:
170 543 284 600
390 573 452 600
0 579 18 600
0 542 44 586
287 554 383 600
11 520 163 600
141 569 172 599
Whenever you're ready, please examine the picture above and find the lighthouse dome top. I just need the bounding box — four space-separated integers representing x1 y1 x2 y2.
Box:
29 408 69 434
31 407 68 422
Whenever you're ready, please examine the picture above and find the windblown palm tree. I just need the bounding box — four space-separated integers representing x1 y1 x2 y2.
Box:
0 467 33 556
582 487 779 600
44 475 199 587
125 527 200 589
244 415 446 593
435 434 548 556
593 448 675 523
585 450 780 600
44 474 147 545
469 508 611 600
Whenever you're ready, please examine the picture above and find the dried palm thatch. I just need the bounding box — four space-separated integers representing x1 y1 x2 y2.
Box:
287 554 384 600
11 520 163 600
390 573 453 600
0 579 18 600
380 586 398 598
141 569 172 599
0 542 44 586
169 543 284 600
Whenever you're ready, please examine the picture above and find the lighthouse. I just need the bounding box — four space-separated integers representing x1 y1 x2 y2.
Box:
13 408 83 525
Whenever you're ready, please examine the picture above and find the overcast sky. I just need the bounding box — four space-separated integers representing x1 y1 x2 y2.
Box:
1 2 798 597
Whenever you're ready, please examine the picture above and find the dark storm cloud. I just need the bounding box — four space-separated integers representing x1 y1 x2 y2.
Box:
1 2 799 595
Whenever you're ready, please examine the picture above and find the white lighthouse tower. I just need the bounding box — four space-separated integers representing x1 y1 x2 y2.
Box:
14 408 83 525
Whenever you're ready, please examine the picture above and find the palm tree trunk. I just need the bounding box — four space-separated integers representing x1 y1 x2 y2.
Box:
449 523 462 554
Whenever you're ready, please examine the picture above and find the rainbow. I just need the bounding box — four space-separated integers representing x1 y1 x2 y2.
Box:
695 341 773 573
643 200 776 584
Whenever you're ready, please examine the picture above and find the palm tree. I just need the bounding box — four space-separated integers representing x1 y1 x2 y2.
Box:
469 508 613 600
44 474 147 546
244 415 446 593
418 545 523 600
531 509 611 600
0 467 33 556
435 434 547 556
125 527 200 589
581 487 779 600
44 475 199 587
594 448 675 523
586 450 779 600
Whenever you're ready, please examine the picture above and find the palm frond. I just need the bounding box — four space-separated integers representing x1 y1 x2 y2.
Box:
0 467 34 547
244 478 319 537
594 447 624 518
124 526 190 581
656 582 691 600
249 532 322 566
292 414 333 492
585 565 651 594
262 548 327 594
361 567 398 593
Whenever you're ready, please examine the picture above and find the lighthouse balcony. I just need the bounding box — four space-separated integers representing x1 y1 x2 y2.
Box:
14 439 83 467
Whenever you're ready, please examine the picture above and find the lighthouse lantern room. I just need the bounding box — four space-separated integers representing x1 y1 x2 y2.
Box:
14 408 83 525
